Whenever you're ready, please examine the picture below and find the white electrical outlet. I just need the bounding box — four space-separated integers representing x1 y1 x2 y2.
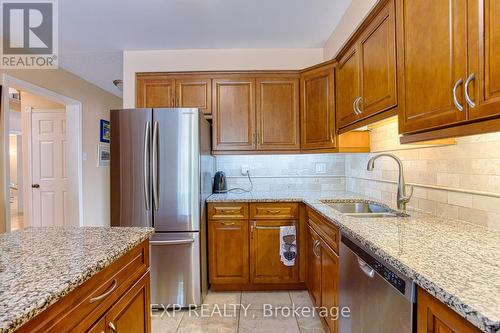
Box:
315 163 327 174
241 165 250 175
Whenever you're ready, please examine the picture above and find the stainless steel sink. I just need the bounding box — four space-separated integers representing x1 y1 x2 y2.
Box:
320 200 408 218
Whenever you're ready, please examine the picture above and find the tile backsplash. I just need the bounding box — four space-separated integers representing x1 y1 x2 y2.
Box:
215 154 346 192
345 119 500 230
215 122 500 230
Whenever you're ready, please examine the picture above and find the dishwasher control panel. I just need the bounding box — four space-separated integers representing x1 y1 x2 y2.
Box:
373 261 406 294
342 235 408 296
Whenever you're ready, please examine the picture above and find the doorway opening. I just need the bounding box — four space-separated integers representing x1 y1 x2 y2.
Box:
2 75 83 231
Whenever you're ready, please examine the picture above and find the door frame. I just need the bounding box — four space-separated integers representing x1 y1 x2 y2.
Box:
1 74 84 231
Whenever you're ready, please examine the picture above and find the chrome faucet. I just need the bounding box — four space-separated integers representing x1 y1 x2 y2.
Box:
366 153 414 211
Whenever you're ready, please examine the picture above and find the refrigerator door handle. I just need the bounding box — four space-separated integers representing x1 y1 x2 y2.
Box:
152 121 159 211
143 121 151 211
150 239 195 246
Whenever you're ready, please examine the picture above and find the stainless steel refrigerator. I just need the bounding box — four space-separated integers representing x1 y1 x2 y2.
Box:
110 108 214 308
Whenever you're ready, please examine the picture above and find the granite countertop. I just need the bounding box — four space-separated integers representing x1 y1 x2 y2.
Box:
0 227 154 333
208 191 500 333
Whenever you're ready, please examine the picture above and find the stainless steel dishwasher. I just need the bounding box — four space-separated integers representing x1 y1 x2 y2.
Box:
339 233 415 332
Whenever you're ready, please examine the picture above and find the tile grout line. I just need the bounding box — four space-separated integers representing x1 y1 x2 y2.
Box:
236 291 242 333
289 291 303 333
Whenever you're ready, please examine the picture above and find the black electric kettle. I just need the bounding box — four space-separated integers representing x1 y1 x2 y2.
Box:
213 171 228 193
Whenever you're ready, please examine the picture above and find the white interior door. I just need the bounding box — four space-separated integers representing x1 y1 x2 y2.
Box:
31 110 69 226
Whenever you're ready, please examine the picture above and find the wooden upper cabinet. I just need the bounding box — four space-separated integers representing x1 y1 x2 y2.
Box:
212 77 256 151
359 0 397 118
175 78 212 115
300 63 336 150
397 0 468 134
336 0 397 130
256 77 300 150
136 76 174 108
208 220 249 285
336 46 360 129
466 0 500 121
250 219 299 284
417 287 481 333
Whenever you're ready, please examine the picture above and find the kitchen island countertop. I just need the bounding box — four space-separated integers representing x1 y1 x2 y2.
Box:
0 227 154 333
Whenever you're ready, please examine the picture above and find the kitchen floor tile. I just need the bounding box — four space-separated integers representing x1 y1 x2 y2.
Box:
289 290 314 307
241 291 293 309
151 309 185 333
175 309 239 333
239 308 300 333
203 291 241 308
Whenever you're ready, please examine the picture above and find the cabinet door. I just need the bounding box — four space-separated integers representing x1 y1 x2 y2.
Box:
250 219 299 284
208 220 249 284
467 0 500 120
359 0 397 119
321 241 339 333
301 64 336 149
136 76 174 108
175 78 212 115
397 0 468 134
86 317 106 333
106 272 151 333
417 287 481 333
212 78 256 151
336 46 361 129
256 77 300 150
307 226 321 307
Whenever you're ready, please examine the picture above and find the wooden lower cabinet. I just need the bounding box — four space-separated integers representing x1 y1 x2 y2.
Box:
208 220 250 285
250 219 299 284
320 242 339 333
306 208 340 333
307 225 322 307
208 202 304 290
104 272 151 333
17 241 151 333
417 287 481 333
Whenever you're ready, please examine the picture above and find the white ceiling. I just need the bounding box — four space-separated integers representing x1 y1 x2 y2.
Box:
59 0 352 97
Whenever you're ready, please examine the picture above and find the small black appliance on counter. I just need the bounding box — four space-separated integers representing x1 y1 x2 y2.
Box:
213 171 228 193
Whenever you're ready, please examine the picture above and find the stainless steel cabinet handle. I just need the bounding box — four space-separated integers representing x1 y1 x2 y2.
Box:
143 122 151 211
152 121 159 211
150 239 195 246
89 279 118 303
453 78 464 111
465 73 476 108
355 96 363 114
313 240 320 258
357 257 375 278
352 97 360 115
108 322 117 333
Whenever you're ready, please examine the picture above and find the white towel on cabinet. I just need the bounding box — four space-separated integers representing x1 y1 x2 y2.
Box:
280 225 297 267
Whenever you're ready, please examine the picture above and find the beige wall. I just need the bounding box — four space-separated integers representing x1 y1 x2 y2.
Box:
21 91 65 109
345 120 500 230
123 48 324 108
323 0 378 59
1 68 122 232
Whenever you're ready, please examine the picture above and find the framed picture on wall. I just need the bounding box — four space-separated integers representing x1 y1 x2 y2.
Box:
97 144 110 167
100 119 110 143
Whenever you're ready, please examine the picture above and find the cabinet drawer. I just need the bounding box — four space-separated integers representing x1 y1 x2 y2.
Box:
250 203 299 219
208 203 249 220
307 208 339 254
17 240 150 333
